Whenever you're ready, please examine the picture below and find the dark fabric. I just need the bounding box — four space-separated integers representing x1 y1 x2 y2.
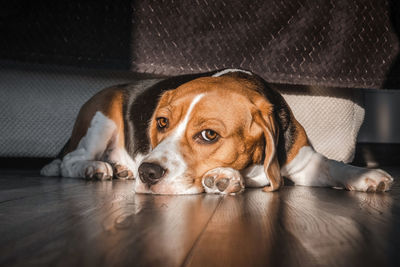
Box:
0 0 132 69
1 0 399 88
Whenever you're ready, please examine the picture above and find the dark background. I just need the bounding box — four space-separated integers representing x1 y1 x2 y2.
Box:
1 0 400 89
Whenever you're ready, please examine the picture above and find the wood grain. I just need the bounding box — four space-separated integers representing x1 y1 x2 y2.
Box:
0 171 221 267
0 167 399 267
0 169 81 202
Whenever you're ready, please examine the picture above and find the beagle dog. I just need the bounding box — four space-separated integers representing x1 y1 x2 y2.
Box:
41 69 394 194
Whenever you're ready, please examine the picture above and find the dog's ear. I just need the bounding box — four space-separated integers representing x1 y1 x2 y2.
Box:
251 99 282 192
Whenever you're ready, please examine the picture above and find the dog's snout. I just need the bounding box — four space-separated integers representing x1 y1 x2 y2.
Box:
138 162 166 185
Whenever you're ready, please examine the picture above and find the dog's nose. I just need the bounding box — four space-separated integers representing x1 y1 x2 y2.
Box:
138 162 166 185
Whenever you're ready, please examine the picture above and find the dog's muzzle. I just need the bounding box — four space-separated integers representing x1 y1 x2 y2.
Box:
138 162 166 185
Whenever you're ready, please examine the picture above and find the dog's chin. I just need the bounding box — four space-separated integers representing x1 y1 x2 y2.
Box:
134 180 204 195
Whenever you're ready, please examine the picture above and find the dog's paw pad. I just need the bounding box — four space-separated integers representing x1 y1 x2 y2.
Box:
85 162 113 181
345 169 394 192
202 167 244 195
113 164 134 180
216 178 230 191
204 176 215 188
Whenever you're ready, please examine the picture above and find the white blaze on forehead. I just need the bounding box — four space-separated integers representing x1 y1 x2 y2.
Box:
135 93 205 194
212 69 252 77
174 93 205 137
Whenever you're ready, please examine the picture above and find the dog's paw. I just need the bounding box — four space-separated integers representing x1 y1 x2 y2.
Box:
84 161 113 180
344 169 394 192
202 167 245 195
40 159 62 176
112 163 134 180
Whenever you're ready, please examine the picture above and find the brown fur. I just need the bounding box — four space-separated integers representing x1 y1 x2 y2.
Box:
286 120 309 163
63 87 125 156
148 76 288 190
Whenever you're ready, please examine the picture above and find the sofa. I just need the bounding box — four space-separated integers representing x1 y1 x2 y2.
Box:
1 0 399 164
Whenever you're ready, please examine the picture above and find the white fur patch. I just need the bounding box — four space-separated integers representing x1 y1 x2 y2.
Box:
41 111 140 179
135 94 205 194
131 153 146 179
280 146 317 184
104 132 137 177
282 146 394 192
60 111 117 178
175 94 204 137
212 69 253 77
40 159 62 176
241 164 270 187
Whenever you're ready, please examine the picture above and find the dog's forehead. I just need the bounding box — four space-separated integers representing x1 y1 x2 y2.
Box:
193 92 252 118
153 76 264 131
163 77 257 128
166 76 259 108
174 76 257 96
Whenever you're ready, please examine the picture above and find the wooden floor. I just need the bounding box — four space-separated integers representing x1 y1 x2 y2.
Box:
1 167 400 267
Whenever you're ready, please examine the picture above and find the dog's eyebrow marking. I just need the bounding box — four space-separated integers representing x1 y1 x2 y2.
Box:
212 69 253 77
193 118 226 130
174 93 205 137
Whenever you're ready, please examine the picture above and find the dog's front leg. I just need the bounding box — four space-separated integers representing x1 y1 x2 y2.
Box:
282 146 394 192
201 167 245 195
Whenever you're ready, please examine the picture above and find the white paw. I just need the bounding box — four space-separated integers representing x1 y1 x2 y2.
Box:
345 169 394 192
40 159 62 176
84 161 113 180
202 167 245 195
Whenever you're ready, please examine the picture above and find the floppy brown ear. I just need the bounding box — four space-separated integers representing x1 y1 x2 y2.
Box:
252 107 282 192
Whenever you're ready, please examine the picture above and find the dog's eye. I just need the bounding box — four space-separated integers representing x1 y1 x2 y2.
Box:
156 117 169 130
199 129 219 143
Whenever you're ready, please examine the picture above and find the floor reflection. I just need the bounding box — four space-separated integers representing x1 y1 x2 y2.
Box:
34 178 398 267
186 190 283 266
280 186 394 266
81 187 221 267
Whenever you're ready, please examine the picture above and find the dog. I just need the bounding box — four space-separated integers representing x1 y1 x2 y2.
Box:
41 69 394 194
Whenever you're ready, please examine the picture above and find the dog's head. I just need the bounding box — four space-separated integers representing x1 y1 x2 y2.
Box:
134 71 281 194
